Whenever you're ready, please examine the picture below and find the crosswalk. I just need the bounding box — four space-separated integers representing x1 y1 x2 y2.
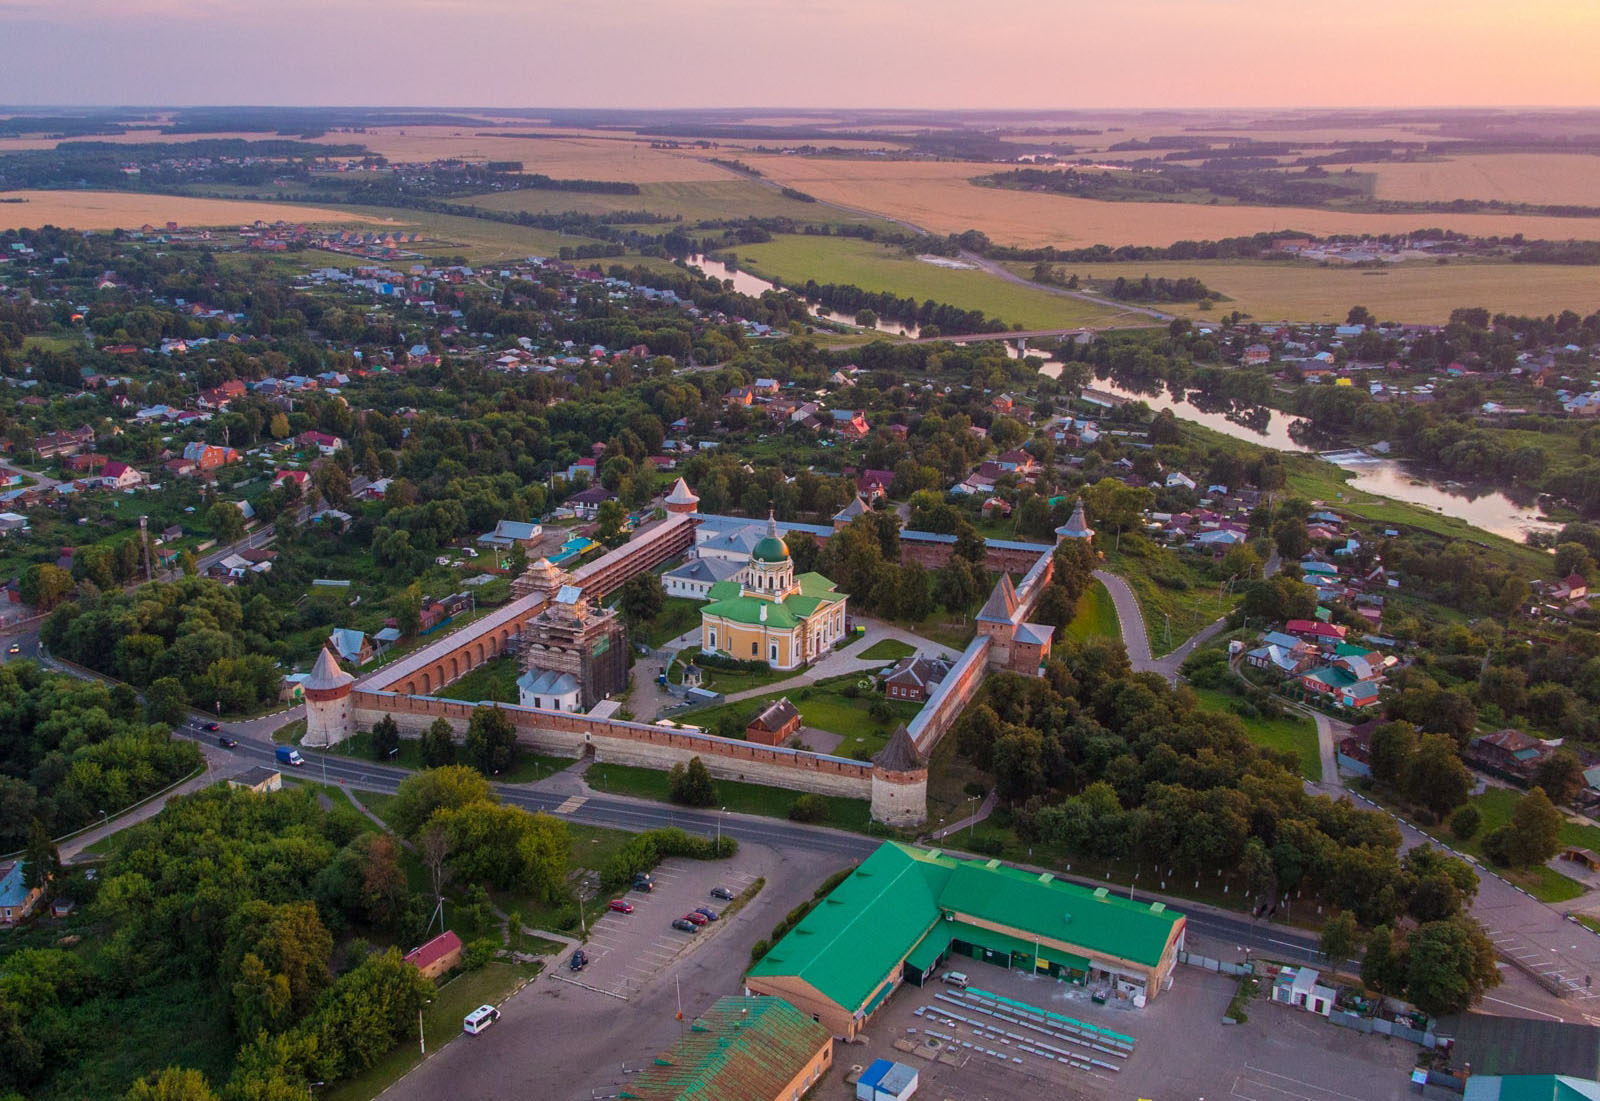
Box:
553 795 587 815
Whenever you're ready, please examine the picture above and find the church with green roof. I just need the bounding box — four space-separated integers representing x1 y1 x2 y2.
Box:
745 841 1186 1040
699 511 848 671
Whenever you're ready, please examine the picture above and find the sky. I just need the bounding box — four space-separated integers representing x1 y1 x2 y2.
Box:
1 0 1596 109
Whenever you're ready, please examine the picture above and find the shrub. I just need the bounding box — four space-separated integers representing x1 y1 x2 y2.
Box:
599 827 736 888
788 794 827 823
461 938 497 971
962 781 988 799
970 836 1005 857
749 938 771 963
668 757 717 807
1449 804 1482 841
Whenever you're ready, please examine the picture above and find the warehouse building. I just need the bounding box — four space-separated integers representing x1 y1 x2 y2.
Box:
746 842 1186 1040
617 995 831 1101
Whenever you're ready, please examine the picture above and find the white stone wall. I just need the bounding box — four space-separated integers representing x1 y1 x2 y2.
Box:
872 774 929 826
305 694 353 747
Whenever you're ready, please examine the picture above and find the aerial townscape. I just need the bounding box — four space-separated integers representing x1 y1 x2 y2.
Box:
2 5 1600 1101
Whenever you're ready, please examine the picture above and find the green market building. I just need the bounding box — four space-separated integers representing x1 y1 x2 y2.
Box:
746 842 1186 1040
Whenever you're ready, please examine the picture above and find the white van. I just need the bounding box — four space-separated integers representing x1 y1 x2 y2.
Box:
942 971 969 989
463 1005 500 1034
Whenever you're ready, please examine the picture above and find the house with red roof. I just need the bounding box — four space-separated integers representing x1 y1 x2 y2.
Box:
296 431 344 456
1285 618 1347 644
273 469 311 491
857 469 895 500
404 930 462 980
99 461 143 490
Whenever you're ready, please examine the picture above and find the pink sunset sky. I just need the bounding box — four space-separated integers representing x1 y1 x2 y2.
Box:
1 0 1596 108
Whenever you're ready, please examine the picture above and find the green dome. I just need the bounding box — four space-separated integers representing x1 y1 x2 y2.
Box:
752 534 790 563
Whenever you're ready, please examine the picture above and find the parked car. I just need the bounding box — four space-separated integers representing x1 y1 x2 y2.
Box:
693 907 719 922
632 875 654 893
607 899 634 914
681 912 707 926
217 735 239 749
671 918 699 933
463 1005 500 1034
6 642 19 655
710 886 735 901
569 950 588 972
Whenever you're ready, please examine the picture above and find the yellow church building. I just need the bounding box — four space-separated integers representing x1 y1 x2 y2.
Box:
700 513 848 671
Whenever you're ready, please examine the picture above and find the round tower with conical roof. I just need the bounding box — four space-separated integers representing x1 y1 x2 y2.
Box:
302 646 356 746
663 477 700 516
871 724 928 827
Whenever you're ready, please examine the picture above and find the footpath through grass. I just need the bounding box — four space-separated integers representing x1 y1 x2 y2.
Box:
1189 685 1322 782
582 762 875 834
677 675 923 759
1098 544 1233 657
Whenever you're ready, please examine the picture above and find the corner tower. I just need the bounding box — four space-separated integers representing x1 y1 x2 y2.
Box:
302 646 356 747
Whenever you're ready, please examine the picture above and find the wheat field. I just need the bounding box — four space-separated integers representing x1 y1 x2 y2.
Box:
0 190 384 231
1356 153 1600 205
740 154 1600 248
1011 259 1600 324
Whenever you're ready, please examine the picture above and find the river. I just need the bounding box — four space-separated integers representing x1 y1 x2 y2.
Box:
1087 377 1560 543
685 254 1556 542
686 254 921 338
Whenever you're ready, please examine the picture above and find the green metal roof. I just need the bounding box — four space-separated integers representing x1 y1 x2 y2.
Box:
751 534 790 563
701 573 843 629
936 861 1180 967
749 843 1184 1015
617 995 829 1100
747 843 946 1012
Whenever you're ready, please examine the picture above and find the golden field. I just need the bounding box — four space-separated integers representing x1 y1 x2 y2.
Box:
1013 259 1600 324
0 190 385 231
740 154 1600 248
1356 153 1600 205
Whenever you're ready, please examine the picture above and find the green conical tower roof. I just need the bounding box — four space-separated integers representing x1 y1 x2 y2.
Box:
751 509 790 564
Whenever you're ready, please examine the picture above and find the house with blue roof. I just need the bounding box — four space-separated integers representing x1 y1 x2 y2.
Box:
0 860 42 924
328 628 373 667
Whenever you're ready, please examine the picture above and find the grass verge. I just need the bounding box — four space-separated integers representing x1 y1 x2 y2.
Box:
322 960 542 1101
859 638 916 662
583 762 876 834
1061 580 1121 644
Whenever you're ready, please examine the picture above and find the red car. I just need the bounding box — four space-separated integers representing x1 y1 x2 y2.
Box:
681 912 708 926
607 899 634 914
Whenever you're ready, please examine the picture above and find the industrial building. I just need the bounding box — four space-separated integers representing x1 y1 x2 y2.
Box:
617 995 831 1101
746 842 1186 1040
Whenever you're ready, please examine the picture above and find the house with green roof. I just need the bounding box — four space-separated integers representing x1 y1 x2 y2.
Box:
618 995 832 1101
700 511 847 670
745 842 1186 1039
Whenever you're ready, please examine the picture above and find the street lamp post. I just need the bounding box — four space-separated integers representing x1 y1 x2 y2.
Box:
966 795 979 840
716 806 726 852
418 999 431 1055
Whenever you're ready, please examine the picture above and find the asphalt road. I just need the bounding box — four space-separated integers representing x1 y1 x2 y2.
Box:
173 722 1329 965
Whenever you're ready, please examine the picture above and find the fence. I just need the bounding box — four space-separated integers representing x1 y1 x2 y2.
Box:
1177 951 1252 978
1328 1009 1437 1049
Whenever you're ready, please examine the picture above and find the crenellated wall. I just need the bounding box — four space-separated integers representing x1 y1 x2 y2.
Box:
905 635 992 755
351 690 884 801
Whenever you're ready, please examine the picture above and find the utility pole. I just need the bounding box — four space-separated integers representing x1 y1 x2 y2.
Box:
139 515 153 583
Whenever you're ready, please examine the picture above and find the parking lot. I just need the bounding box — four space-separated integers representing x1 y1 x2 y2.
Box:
563 857 762 1000
826 962 1430 1100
